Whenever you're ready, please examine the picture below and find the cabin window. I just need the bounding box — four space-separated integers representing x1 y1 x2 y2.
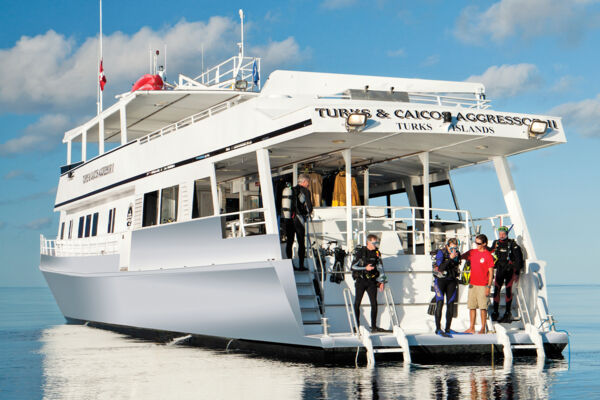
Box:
142 191 159 227
68 220 73 239
78 216 85 238
91 212 99 236
84 214 92 237
160 185 179 224
60 222 65 240
107 208 116 233
192 178 214 219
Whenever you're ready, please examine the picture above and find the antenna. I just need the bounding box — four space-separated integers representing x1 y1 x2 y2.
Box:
238 9 244 60
97 0 103 116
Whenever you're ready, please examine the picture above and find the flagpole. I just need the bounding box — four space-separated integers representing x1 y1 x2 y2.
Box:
98 0 103 116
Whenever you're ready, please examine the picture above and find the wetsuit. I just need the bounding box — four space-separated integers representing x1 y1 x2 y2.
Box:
351 247 384 330
492 238 523 318
284 185 313 269
434 248 460 332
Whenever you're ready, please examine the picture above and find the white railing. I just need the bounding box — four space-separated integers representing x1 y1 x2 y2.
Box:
178 56 261 91
222 208 266 238
138 97 240 145
40 234 119 257
320 91 490 109
311 206 471 255
406 92 491 109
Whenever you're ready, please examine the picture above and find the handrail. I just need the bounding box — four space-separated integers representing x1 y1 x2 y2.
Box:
138 97 242 145
178 56 261 91
223 208 266 238
343 288 359 335
318 91 490 109
40 234 119 257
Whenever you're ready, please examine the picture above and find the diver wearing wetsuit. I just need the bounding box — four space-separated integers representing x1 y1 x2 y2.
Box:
433 239 461 337
351 234 387 332
285 174 313 271
491 226 524 323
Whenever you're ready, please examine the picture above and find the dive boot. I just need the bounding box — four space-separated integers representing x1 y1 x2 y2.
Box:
491 311 500 322
436 329 452 338
500 312 513 323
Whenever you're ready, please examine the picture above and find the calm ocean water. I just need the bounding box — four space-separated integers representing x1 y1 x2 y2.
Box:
0 285 597 399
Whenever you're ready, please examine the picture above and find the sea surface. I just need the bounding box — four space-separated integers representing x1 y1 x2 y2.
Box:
0 285 597 399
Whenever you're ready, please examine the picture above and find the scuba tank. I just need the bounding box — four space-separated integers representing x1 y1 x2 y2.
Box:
281 183 292 219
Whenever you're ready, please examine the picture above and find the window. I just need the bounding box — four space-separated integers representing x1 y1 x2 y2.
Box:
160 185 179 224
91 212 99 237
68 220 73 239
78 216 85 238
142 191 159 227
192 178 214 219
107 208 116 233
60 222 65 240
84 214 92 237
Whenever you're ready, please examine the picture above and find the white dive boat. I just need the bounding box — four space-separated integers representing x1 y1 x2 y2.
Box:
40 42 568 365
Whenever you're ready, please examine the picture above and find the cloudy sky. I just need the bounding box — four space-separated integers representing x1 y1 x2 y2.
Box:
1 0 599 286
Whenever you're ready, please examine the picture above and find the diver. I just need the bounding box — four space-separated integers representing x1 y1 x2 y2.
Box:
284 174 313 271
491 226 524 323
433 238 461 338
351 234 387 333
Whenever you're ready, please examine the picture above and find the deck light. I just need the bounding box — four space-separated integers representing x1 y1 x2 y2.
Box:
528 120 548 137
346 112 368 132
235 80 248 90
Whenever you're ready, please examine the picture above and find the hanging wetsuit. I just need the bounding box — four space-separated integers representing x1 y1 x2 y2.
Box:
491 238 523 322
285 184 313 270
351 246 385 330
433 248 460 335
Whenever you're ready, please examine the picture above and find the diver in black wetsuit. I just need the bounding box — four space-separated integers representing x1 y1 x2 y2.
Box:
351 234 387 333
433 238 461 338
284 174 313 271
491 226 524 323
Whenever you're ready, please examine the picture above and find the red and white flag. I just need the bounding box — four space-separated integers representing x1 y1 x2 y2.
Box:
99 60 107 91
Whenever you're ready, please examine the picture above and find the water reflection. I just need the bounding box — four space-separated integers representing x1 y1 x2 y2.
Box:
39 325 568 400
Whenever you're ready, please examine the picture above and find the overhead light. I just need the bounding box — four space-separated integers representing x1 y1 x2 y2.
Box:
528 120 548 137
332 139 346 144
235 80 248 90
345 112 368 132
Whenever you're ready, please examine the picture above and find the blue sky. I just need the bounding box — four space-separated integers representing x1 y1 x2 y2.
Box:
1 0 599 286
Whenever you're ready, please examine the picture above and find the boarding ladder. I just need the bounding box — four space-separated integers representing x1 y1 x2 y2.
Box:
342 288 411 367
343 288 375 367
493 283 545 364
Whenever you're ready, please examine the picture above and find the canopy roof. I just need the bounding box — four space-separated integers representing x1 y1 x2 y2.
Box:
66 89 257 143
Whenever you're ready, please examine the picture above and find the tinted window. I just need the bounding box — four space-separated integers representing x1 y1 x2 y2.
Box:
84 214 91 237
142 191 159 227
192 178 214 219
78 216 85 238
68 220 73 239
160 185 179 224
60 222 65 240
91 213 99 236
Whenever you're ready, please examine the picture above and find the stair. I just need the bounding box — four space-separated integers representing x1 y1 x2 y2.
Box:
294 270 322 327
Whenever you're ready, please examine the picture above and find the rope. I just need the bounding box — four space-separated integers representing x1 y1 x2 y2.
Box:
355 346 360 368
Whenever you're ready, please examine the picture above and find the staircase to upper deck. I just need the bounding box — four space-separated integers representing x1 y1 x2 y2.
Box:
294 270 323 335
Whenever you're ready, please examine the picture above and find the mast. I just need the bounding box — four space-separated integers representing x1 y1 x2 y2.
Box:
98 0 103 116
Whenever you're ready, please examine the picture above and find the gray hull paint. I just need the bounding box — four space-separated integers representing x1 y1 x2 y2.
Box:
41 257 319 346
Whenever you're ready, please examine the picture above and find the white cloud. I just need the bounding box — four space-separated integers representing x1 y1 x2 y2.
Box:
321 0 358 9
0 114 72 156
421 54 439 67
454 0 600 44
387 49 405 58
551 75 582 93
466 64 542 98
3 169 36 181
549 95 600 137
0 186 57 206
0 16 309 155
20 217 53 230
250 37 310 74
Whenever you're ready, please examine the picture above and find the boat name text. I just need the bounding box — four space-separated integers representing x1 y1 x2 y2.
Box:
83 164 114 183
314 108 559 130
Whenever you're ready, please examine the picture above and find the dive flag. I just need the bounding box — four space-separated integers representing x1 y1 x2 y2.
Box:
99 60 107 91
252 60 259 87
